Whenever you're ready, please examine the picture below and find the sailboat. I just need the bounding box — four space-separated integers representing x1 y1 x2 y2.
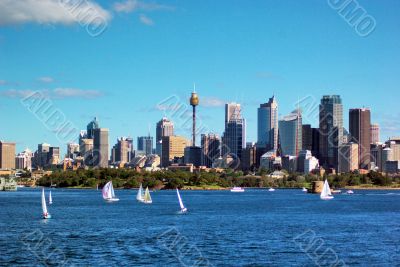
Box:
42 188 51 219
143 187 152 204
49 191 53 205
176 189 188 214
320 180 334 200
102 181 120 202
136 184 145 202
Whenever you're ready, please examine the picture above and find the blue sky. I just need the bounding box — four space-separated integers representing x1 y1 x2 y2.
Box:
0 0 399 154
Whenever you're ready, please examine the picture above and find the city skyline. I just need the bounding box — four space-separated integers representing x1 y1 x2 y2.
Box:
1 0 400 152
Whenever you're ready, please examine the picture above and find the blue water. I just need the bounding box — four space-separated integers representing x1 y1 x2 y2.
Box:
0 188 399 266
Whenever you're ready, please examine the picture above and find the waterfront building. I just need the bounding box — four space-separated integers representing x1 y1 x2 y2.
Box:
93 128 109 168
370 124 380 144
319 95 343 170
161 136 189 167
257 96 278 152
0 141 16 169
278 109 302 157
349 108 371 169
338 142 359 173
201 134 221 168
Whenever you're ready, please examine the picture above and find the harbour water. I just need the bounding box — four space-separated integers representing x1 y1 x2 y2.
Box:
1 188 399 266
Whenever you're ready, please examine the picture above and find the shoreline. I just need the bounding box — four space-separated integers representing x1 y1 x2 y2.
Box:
23 186 400 191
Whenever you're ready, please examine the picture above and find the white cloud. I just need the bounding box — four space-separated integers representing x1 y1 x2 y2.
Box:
37 76 54 83
139 14 154 26
113 0 174 13
0 88 103 99
0 0 111 26
0 80 7 85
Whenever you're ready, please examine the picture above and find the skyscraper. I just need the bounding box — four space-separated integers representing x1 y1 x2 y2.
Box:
302 124 313 151
278 110 302 156
201 133 221 168
349 108 371 169
93 128 109 168
161 136 189 167
0 141 16 169
225 103 242 128
319 95 343 170
156 117 174 156
111 137 130 164
223 103 246 161
137 136 154 156
35 143 50 168
370 123 380 144
87 117 99 139
257 96 278 151
338 142 359 173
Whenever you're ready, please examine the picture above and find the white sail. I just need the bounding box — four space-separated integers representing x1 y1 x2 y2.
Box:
137 184 144 201
176 189 185 210
42 188 48 215
102 181 112 200
144 187 152 203
49 191 53 204
321 180 334 199
110 183 115 198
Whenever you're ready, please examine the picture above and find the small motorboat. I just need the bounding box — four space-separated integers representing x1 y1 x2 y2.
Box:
302 187 308 192
269 188 276 192
230 187 245 193
346 190 354 194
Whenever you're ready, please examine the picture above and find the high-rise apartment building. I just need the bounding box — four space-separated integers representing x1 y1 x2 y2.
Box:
0 141 16 169
257 96 278 152
156 117 174 156
319 95 343 170
279 110 302 156
201 133 221 168
349 108 371 169
93 128 109 168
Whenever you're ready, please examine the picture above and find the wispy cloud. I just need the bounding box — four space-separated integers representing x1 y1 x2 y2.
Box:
139 14 154 26
0 0 111 26
0 88 103 99
201 97 226 108
0 80 7 85
113 0 174 13
37 76 54 83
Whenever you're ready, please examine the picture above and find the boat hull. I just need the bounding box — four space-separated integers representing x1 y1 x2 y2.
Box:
320 196 334 200
105 198 120 202
43 214 52 219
